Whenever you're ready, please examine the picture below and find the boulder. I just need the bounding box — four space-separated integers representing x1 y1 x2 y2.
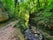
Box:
0 9 9 22
0 13 9 22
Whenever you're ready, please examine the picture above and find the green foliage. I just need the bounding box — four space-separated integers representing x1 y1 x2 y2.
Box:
2 0 53 35
2 0 15 13
29 0 53 36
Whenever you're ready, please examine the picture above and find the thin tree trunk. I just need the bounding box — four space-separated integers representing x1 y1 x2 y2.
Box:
44 0 48 8
37 0 40 7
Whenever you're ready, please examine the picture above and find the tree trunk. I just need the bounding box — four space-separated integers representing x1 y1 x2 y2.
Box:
37 0 40 7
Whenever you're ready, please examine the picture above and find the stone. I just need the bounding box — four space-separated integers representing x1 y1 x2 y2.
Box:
0 8 9 22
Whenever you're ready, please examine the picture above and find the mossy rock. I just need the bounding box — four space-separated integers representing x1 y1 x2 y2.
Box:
0 13 9 22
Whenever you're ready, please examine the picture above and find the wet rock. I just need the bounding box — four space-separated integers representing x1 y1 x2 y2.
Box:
24 29 40 40
24 29 43 40
0 13 9 22
0 8 9 22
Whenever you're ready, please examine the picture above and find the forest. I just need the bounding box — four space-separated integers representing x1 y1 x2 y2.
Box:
0 0 53 40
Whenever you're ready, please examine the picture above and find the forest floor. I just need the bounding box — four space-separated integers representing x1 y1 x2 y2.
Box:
0 20 25 40
0 20 53 40
0 20 42 40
